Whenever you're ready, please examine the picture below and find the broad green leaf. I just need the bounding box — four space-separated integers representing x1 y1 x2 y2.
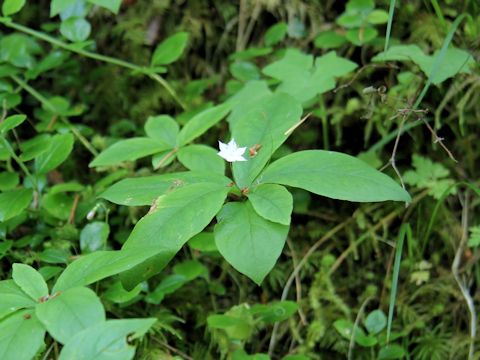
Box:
334 319 377 347
89 137 169 167
19 134 51 161
12 263 48 301
229 47 272 61
0 310 46 360
0 171 19 190
60 17 91 42
177 103 231 146
87 0 122 13
230 61 260 82
188 231 217 252
177 144 225 174
59 318 156 360
145 274 187 304
248 184 292 225
0 34 41 69
0 280 36 320
151 149 176 169
226 80 272 126
0 114 26 134
120 182 230 289
365 309 387 334
262 49 357 102
214 202 289 284
35 133 74 174
373 45 474 84
0 188 32 222
264 22 288 46
2 0 26 16
144 115 178 147
50 0 77 17
314 31 347 49
231 92 302 189
80 221 109 253
346 27 378 45
260 150 411 202
36 286 106 344
367 9 389 24
103 281 142 304
174 259 208 281
151 32 189 66
50 181 84 194
42 192 74 220
101 171 231 206
52 248 155 292
378 344 406 359
208 304 254 340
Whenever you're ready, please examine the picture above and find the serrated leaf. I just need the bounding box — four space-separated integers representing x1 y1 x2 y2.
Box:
260 150 411 202
214 201 289 284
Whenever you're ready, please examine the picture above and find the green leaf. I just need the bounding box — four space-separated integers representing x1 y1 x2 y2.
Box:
248 184 292 225
0 280 36 320
263 49 357 102
230 61 260 82
12 263 49 301
89 137 169 167
0 172 19 191
0 114 26 134
264 22 288 46
214 202 289 284
346 27 378 45
87 0 122 13
378 344 406 359
59 318 156 360
80 221 110 253
120 182 230 289
2 0 26 16
365 309 387 334
101 171 230 206
35 133 74 174
333 319 377 347
60 17 91 42
468 226 480 248
260 150 411 202
207 304 254 340
226 80 272 126
144 115 179 147
231 92 302 189
314 31 347 49
145 274 186 304
177 103 231 146
151 32 189 66
52 248 155 292
103 281 142 304
0 188 32 222
367 9 389 24
188 231 217 252
178 144 225 174
50 0 77 17
0 310 46 360
42 192 74 220
251 301 298 323
19 134 52 161
36 287 105 344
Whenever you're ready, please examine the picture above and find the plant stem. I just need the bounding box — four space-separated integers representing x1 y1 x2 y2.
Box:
10 75 99 156
0 18 186 110
0 136 37 189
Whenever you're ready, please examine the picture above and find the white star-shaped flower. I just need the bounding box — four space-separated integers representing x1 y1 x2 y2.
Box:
217 138 247 162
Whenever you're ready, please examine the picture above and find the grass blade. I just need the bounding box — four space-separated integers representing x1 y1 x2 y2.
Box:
384 0 397 52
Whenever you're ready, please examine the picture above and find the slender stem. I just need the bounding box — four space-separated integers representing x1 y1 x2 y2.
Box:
0 136 37 189
10 75 99 156
0 19 186 109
